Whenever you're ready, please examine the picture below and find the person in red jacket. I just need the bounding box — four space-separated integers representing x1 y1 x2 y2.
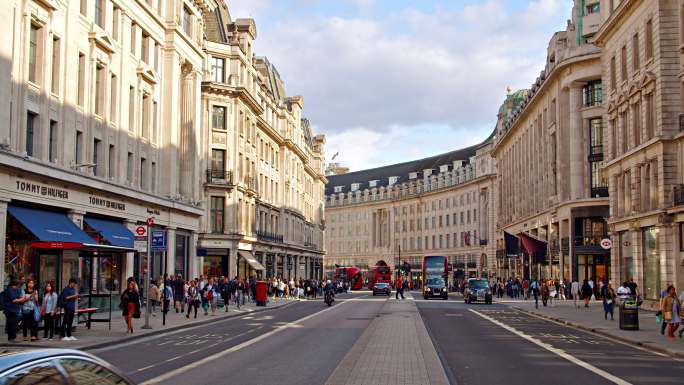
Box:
395 276 404 300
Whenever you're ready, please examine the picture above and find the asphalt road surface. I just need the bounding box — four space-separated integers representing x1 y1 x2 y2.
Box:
92 292 383 385
416 292 684 385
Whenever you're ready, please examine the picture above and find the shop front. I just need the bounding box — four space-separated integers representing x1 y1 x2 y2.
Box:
200 249 228 278
238 250 265 279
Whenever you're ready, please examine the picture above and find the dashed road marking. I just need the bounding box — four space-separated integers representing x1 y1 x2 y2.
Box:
469 309 632 385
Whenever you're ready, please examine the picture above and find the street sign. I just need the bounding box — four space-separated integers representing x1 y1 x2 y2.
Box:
600 238 612 250
147 217 155 226
134 239 147 253
135 226 147 237
151 230 167 251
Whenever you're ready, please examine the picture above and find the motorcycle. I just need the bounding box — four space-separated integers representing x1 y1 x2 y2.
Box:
324 291 334 307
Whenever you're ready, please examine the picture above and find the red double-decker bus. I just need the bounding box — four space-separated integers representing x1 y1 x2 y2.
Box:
334 266 364 290
368 261 392 289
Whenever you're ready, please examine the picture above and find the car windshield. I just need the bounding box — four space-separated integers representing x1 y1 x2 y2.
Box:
426 277 445 287
375 283 388 288
469 280 488 289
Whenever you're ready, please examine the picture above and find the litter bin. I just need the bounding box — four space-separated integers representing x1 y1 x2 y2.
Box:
256 281 268 306
619 299 639 330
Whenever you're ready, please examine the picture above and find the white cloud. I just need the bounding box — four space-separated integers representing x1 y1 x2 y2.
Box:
227 0 571 170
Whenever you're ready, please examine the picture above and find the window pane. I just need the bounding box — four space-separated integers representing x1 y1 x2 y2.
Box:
29 25 38 83
2 362 65 385
59 358 128 385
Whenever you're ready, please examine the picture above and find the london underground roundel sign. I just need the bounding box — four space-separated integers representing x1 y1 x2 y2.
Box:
600 238 612 250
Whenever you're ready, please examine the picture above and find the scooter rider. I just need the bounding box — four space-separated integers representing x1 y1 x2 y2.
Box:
324 280 335 304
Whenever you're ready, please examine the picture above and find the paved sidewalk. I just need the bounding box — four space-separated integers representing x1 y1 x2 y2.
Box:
506 298 684 358
0 297 297 351
325 295 449 385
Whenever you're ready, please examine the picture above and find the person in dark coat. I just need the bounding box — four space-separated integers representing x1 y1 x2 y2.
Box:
581 279 593 308
121 280 141 333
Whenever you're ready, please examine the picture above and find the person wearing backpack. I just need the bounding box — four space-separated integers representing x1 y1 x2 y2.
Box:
3 279 24 342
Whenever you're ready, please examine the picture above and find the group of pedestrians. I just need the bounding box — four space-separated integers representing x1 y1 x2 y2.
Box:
658 282 684 340
2 276 80 342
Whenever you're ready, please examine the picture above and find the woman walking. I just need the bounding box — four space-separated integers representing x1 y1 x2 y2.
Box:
186 280 200 319
663 286 681 339
601 282 617 320
41 282 58 340
120 280 141 333
21 279 39 341
581 279 593 308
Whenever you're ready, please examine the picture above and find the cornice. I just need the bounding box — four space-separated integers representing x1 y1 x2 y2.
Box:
593 0 643 47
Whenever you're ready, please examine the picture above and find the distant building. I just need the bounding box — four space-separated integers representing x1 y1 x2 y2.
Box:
326 163 350 176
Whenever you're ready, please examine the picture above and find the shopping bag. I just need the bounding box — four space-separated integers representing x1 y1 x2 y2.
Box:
656 313 663 324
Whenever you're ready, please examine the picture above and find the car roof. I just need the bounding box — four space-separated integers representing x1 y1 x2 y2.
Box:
0 348 94 371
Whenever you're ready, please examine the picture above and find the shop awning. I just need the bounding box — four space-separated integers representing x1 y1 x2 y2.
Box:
504 231 519 258
8 206 94 247
519 232 548 263
84 217 134 249
238 250 265 271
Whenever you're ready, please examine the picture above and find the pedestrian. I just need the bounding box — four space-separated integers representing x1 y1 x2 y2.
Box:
173 275 186 313
601 282 617 320
3 279 23 342
60 278 79 341
571 279 580 308
522 279 529 300
149 280 159 316
41 282 58 340
20 278 39 341
205 278 217 316
236 277 245 308
627 277 639 299
617 282 631 303
581 279 593 308
186 280 200 318
662 286 681 339
120 280 141 333
659 282 673 335
221 277 231 312
541 281 549 307
530 279 539 309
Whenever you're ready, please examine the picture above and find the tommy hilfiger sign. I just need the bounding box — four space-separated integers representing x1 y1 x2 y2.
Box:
15 180 69 200
88 195 126 211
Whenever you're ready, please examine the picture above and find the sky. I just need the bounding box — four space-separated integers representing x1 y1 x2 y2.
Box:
226 0 574 171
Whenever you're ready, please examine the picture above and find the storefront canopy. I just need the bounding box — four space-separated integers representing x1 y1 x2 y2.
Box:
504 231 519 258
8 206 94 246
84 217 134 249
238 250 265 271
519 232 548 263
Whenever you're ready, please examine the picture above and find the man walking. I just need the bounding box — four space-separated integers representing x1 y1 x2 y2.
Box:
395 276 405 300
530 279 539 309
3 279 23 342
571 279 580 308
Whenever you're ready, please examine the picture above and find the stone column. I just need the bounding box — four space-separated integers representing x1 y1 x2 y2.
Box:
0 199 9 286
569 85 584 200
293 255 299 279
166 227 176 278
179 62 195 200
229 246 238 279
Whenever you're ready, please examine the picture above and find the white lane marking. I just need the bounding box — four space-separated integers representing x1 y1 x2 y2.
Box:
468 309 633 385
139 300 354 385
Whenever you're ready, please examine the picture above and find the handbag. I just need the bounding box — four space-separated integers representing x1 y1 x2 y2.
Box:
656 313 663 324
33 305 41 322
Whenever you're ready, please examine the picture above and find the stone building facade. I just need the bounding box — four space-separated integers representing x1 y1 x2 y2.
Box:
324 140 497 284
0 0 325 299
594 0 684 301
493 0 609 285
198 3 326 281
0 0 208 298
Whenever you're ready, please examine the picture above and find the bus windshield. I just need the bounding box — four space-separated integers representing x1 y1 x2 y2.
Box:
424 256 446 287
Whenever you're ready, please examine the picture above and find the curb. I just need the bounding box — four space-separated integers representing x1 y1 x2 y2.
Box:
2 300 297 352
512 305 684 360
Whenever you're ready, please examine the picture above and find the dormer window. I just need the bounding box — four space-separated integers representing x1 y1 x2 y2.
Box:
409 172 418 180
333 186 344 193
369 180 378 187
351 183 360 192
388 176 399 186
439 165 449 173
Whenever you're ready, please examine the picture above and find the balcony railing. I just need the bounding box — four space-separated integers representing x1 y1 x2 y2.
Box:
206 169 233 185
256 230 283 243
674 184 684 206
588 145 603 162
245 176 257 192
591 186 609 198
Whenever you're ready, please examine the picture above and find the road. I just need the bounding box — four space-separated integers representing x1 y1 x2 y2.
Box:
416 293 684 385
92 291 684 385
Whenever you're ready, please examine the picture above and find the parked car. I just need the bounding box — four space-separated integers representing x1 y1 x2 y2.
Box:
464 278 493 304
0 348 135 385
372 282 391 296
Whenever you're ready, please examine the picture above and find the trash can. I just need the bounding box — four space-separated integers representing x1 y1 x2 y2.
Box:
256 281 268 306
619 299 639 330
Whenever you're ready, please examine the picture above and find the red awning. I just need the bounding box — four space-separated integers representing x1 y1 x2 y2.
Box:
519 232 547 255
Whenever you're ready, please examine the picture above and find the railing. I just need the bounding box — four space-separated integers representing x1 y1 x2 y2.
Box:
256 230 283 243
244 176 257 192
674 184 684 206
590 186 609 198
206 169 233 185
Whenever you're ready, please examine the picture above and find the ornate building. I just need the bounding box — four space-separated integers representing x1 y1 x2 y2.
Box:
493 0 608 284
198 3 326 281
324 137 497 284
595 0 683 302
0 0 206 294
